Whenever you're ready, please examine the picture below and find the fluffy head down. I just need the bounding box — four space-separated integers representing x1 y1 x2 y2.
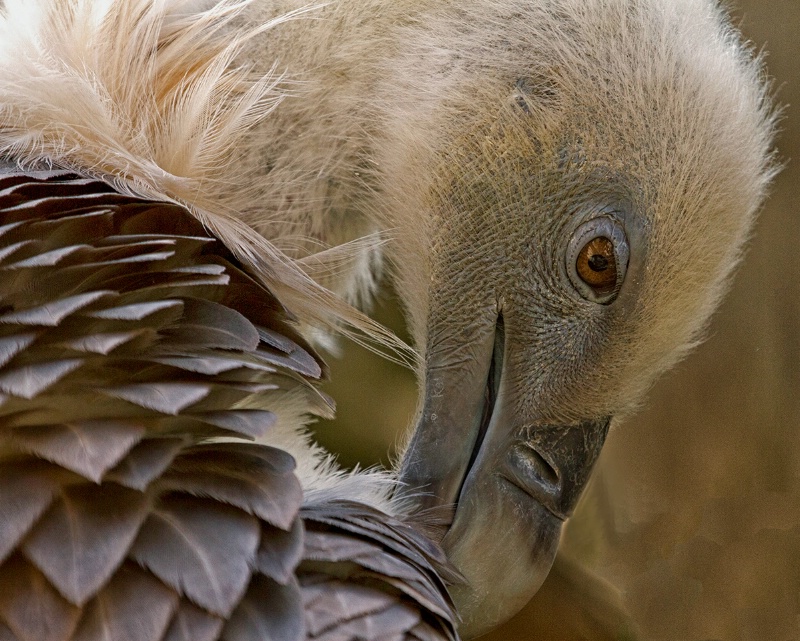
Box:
375 0 776 415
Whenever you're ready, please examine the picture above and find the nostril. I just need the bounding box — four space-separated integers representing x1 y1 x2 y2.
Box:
505 441 566 519
505 419 611 520
521 445 559 487
512 443 561 493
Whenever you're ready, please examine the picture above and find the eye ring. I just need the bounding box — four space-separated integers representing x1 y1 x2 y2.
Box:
566 216 629 304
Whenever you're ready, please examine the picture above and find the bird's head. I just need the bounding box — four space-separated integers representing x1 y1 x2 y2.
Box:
374 1 775 635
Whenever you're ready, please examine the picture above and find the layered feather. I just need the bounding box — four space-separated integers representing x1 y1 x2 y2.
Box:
0 167 458 641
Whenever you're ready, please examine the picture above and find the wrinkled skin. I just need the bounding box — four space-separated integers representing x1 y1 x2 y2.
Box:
397 134 647 634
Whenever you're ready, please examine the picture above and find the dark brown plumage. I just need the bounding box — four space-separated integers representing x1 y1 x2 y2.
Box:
0 167 458 641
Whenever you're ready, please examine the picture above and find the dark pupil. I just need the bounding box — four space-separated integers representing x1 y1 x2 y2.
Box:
588 254 609 272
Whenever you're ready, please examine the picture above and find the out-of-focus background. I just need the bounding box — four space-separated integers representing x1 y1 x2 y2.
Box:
312 2 799 639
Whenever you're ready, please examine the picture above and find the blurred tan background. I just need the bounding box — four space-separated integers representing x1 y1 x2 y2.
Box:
313 2 800 639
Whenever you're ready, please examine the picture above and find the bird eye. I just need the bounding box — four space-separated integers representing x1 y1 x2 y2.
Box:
576 237 616 293
566 216 629 304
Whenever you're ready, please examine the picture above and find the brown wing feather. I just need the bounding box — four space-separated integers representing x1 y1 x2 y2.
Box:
0 167 459 641
300 502 460 641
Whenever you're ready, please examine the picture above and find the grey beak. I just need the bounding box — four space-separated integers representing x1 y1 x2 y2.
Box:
399 316 610 638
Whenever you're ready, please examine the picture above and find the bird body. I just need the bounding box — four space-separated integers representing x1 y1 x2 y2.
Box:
0 0 776 639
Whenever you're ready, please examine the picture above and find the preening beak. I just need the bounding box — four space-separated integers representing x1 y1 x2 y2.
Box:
399 314 610 638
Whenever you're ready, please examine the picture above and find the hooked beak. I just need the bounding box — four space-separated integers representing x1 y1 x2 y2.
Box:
398 314 609 638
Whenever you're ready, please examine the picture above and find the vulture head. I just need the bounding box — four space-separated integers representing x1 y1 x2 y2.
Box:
366 1 776 635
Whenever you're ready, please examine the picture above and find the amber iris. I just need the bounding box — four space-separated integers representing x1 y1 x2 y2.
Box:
576 236 617 294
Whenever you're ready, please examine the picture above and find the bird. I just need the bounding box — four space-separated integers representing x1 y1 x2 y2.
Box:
0 0 775 640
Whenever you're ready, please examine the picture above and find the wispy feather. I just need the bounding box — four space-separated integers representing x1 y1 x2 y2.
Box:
0 0 417 367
